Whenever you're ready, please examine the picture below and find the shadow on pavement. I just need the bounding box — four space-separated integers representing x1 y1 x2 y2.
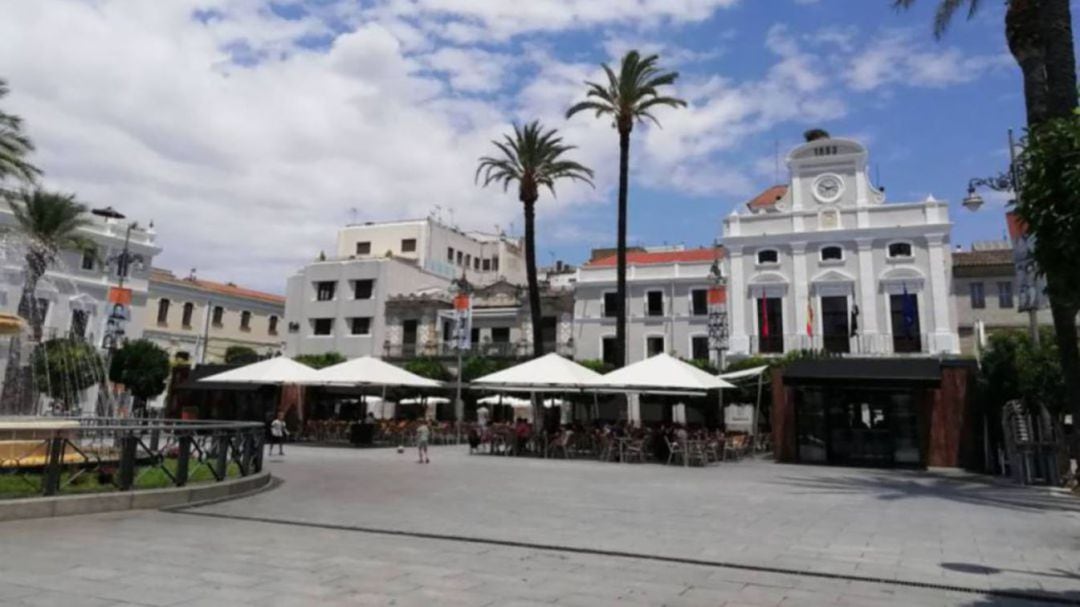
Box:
773 470 1080 513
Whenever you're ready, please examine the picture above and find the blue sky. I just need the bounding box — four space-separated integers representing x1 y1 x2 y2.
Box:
0 0 1054 291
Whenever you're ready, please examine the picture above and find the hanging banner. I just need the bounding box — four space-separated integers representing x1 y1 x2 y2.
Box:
452 293 472 350
1007 212 1044 312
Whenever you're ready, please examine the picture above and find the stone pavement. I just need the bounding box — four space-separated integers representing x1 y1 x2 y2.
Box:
0 444 1078 606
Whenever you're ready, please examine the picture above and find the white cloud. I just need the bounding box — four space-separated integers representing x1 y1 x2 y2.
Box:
846 30 1010 92
0 2 1013 292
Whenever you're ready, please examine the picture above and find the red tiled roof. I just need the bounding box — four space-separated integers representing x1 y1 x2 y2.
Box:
585 247 722 268
746 185 788 210
151 269 285 305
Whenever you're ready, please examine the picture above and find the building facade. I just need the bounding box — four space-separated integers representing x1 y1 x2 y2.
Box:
721 136 960 357
384 280 574 361
143 268 285 363
334 218 526 285
0 202 160 347
951 242 1055 354
572 247 719 367
284 218 528 359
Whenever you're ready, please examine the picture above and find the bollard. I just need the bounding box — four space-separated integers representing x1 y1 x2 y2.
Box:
42 436 66 496
214 433 228 481
117 434 138 491
176 434 192 487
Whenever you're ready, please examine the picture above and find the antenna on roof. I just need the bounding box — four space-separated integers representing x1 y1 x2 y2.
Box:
349 207 358 225
774 139 780 184
874 164 884 191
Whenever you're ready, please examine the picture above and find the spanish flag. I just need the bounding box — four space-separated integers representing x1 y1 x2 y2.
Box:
806 299 814 338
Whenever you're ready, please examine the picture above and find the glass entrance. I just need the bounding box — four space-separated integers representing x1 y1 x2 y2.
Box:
820 296 850 354
794 386 925 467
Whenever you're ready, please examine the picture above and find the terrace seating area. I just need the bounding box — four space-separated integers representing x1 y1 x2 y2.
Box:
469 420 767 466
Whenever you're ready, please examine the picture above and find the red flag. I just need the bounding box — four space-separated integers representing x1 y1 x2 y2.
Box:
760 297 770 338
806 299 814 338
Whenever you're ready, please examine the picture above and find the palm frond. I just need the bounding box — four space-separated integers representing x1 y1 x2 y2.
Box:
893 0 981 38
566 49 686 131
476 121 594 201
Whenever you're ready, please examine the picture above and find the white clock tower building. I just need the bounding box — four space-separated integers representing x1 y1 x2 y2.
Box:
721 135 959 357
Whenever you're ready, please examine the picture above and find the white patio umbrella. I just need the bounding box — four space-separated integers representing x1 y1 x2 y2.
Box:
199 357 323 385
477 394 531 407
593 353 736 394
317 356 443 388
471 353 602 392
473 354 603 426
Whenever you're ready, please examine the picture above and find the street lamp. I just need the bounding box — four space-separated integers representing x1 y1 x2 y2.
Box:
707 256 729 372
963 129 1040 347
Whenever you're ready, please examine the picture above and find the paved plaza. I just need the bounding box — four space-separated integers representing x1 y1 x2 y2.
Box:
1 445 1079 606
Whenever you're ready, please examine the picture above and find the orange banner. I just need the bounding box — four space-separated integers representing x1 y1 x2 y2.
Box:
453 293 470 311
707 287 726 305
108 287 132 305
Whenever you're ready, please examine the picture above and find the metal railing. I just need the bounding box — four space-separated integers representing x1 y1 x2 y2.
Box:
747 333 930 356
0 417 264 498
384 341 574 360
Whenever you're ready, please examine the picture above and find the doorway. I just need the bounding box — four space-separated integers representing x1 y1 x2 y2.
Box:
820 296 850 354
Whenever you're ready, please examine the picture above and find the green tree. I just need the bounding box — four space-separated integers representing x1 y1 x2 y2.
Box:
31 337 103 412
293 352 345 369
477 122 593 358
108 339 170 414
0 79 40 188
566 50 686 367
224 345 259 365
404 357 453 381
460 356 512 382
578 359 614 374
895 0 1080 454
7 190 94 339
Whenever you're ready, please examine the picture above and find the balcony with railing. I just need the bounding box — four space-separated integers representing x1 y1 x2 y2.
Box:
384 340 574 361
747 333 930 357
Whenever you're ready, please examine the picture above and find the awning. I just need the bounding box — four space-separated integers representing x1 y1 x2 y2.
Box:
199 357 323 385
782 358 942 386
317 356 443 388
718 365 770 382
472 353 602 393
593 353 736 394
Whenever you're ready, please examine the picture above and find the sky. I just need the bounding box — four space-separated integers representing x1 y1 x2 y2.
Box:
0 0 1051 294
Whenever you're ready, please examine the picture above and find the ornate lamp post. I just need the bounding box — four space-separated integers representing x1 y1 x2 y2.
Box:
707 256 729 372
963 129 1040 347
450 273 472 424
708 254 729 426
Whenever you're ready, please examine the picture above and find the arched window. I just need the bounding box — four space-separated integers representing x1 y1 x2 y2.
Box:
820 246 843 262
757 249 779 265
240 310 251 331
269 315 279 335
888 242 913 259
181 302 194 328
156 299 170 324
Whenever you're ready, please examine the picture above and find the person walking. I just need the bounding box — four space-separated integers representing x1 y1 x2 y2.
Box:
268 413 287 456
416 419 431 464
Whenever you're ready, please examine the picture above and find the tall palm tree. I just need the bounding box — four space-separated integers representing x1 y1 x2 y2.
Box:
477 122 593 357
0 79 41 189
896 0 1080 455
565 50 686 368
9 189 94 339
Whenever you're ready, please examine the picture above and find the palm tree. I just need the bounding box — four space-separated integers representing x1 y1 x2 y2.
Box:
565 50 686 368
476 121 593 357
895 0 1080 456
9 189 94 340
0 79 41 189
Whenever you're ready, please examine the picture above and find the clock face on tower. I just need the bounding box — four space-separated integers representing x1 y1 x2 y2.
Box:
812 174 845 204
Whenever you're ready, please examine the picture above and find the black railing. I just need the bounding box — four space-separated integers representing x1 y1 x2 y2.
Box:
384 341 574 360
0 418 264 498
